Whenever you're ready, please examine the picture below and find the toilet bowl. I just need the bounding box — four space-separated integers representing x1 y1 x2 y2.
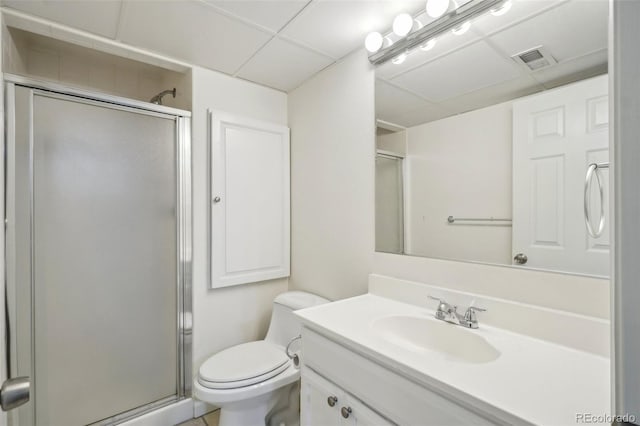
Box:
194 291 329 426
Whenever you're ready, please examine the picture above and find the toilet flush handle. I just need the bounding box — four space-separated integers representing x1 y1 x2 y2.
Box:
285 335 302 368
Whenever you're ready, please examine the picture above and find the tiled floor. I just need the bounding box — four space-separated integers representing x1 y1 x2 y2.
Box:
177 409 220 426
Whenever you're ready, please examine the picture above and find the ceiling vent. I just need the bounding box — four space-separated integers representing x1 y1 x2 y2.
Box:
511 46 557 71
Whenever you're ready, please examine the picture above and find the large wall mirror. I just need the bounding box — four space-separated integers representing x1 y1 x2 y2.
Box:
374 0 609 277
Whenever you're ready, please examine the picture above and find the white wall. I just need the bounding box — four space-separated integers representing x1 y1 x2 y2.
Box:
288 50 375 301
191 66 289 371
405 101 512 264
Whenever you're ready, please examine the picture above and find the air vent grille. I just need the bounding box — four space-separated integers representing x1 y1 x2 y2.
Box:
512 46 557 71
519 50 544 63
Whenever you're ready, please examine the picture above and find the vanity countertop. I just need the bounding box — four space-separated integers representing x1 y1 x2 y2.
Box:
295 294 610 426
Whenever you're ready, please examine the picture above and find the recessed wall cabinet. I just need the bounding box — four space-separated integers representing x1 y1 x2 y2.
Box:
209 111 290 288
300 328 498 425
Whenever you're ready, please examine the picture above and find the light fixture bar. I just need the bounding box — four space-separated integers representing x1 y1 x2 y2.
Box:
368 0 504 65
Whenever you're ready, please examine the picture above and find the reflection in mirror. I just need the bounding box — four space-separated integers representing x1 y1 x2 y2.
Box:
374 0 609 277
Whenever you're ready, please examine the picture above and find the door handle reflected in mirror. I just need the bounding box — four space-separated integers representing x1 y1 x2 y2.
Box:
513 253 528 265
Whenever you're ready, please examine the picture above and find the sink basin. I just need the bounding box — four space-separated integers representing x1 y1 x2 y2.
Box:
371 315 501 364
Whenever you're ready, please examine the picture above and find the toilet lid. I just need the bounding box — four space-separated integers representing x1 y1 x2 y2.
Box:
199 341 289 386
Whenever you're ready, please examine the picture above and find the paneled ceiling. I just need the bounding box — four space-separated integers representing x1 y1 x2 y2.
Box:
0 0 608 105
375 0 609 127
1 0 424 92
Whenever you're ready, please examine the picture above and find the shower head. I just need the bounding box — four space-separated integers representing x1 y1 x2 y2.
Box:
150 88 176 105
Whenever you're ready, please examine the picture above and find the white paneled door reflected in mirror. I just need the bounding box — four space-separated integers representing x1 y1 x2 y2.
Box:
374 0 610 277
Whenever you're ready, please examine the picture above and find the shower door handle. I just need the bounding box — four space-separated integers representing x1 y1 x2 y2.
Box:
0 376 30 411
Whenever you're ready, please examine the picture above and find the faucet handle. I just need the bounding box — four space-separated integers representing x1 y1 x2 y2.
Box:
463 306 486 327
428 295 457 314
428 295 451 308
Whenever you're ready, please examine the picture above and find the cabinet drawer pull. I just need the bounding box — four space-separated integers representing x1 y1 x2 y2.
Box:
341 406 352 418
327 396 338 407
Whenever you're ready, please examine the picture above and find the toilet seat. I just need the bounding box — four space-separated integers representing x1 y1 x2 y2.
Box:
198 341 289 390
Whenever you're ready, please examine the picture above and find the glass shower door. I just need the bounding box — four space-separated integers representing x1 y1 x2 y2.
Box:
6 83 191 426
375 153 405 254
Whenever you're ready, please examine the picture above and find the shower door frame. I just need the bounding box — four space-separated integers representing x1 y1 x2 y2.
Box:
375 150 405 255
3 74 193 425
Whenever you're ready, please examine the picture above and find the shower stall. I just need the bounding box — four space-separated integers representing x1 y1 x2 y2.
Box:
375 151 404 254
3 76 192 425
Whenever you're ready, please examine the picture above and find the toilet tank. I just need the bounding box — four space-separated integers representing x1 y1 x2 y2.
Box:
264 291 329 347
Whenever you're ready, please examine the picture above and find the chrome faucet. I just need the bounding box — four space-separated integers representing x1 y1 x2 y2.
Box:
428 296 486 329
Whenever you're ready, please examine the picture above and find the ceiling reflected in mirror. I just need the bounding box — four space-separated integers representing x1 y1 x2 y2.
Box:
375 0 607 127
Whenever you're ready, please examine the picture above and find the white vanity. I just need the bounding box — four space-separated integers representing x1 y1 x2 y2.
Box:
295 278 610 426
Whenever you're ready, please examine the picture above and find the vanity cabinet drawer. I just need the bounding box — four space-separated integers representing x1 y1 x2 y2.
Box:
301 327 498 426
301 366 394 426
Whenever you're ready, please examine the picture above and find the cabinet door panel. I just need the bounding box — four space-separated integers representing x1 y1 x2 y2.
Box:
301 367 343 426
345 394 394 426
210 111 290 288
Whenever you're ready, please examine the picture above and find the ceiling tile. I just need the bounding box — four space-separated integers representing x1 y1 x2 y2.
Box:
118 0 272 75
391 40 521 102
237 37 334 91
472 0 567 36
386 103 456 128
437 74 543 116
280 0 424 59
375 79 449 127
532 49 608 88
203 0 310 32
487 0 608 61
376 78 429 114
2 0 122 38
376 27 481 80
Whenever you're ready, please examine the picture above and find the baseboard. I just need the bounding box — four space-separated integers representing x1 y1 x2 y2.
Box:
193 400 217 418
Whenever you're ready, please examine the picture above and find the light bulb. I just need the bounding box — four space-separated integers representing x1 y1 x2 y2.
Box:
420 38 437 51
426 0 450 18
392 52 408 65
451 21 471 35
364 32 383 53
490 0 512 16
393 13 414 37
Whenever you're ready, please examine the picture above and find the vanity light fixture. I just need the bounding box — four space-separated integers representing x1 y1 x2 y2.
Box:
426 0 450 18
451 20 471 35
420 38 437 51
393 13 414 36
365 32 384 53
392 52 408 64
366 0 507 65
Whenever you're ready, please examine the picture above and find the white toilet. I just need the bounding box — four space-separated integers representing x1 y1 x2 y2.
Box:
194 291 329 426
